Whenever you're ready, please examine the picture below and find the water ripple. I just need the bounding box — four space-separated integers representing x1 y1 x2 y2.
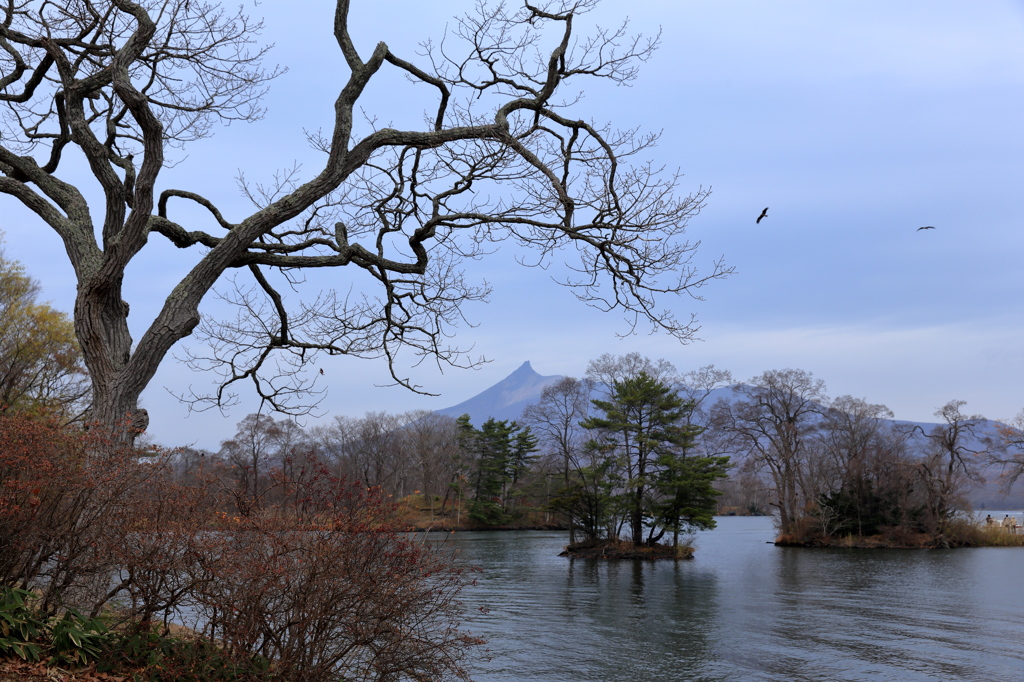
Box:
443 520 1024 681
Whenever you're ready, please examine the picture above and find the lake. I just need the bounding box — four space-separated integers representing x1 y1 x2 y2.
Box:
444 517 1024 681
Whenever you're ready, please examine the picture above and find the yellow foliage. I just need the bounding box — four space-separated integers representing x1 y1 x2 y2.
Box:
0 242 88 420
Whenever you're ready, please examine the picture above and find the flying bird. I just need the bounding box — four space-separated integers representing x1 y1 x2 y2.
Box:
756 207 769 224
917 226 936 231
319 368 325 375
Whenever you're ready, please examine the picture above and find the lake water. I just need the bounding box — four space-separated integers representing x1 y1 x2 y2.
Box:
445 517 1024 681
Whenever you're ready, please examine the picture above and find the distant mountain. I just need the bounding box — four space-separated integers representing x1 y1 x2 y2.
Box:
435 361 745 425
434 361 562 425
436 362 1024 508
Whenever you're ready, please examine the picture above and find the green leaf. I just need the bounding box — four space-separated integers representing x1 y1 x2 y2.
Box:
13 641 41 662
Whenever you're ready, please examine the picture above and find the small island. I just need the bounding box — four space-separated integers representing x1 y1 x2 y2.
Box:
774 512 1024 549
560 539 695 560
395 366 728 560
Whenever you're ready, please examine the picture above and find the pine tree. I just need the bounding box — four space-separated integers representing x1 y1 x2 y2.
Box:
457 416 538 525
583 371 728 546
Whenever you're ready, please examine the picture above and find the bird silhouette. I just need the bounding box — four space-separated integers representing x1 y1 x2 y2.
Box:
756 207 769 224
917 226 936 231
319 368 325 375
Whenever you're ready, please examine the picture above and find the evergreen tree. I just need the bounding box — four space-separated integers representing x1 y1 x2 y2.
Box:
456 415 539 525
506 426 540 514
583 371 728 546
651 446 730 547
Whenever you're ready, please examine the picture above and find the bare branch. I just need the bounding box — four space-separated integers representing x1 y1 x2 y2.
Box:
1 0 731 439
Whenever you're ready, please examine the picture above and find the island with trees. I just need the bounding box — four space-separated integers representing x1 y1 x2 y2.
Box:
546 358 729 560
168 353 1024 554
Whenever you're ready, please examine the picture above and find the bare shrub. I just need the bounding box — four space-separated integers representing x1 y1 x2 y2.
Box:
0 414 157 614
186 466 479 681
1 414 480 680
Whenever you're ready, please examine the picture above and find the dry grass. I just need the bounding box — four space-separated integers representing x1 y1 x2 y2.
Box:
978 528 1024 546
947 521 1024 547
393 494 563 531
777 519 1024 549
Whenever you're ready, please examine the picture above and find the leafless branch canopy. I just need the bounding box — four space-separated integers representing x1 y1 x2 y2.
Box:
0 0 731 429
991 409 1024 492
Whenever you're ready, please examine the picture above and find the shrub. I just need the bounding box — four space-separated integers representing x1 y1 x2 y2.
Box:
0 588 43 662
0 415 481 680
187 468 480 681
99 628 270 681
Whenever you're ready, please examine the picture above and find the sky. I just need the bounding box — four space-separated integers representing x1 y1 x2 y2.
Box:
4 0 1023 450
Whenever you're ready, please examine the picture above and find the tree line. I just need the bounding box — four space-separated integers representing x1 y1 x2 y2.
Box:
166 355 733 549
164 354 1024 548
532 360 1024 546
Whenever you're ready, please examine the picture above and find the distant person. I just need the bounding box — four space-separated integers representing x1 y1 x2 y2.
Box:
1003 515 1013 530
986 514 994 526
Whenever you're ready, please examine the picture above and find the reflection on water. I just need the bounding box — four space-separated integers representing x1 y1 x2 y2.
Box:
442 518 1024 681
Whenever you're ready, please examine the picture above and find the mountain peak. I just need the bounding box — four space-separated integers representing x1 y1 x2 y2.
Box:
509 360 537 378
436 361 561 424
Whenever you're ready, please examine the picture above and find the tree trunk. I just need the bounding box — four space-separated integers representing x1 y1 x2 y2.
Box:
76 279 151 447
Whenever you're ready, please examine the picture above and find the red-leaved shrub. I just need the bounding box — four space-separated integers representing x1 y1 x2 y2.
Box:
1 414 481 680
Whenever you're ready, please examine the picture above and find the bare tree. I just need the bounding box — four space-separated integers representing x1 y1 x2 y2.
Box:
914 400 989 532
350 411 408 493
521 375 592 540
0 0 731 445
311 410 411 494
812 396 919 537
217 412 284 505
714 459 772 515
585 352 679 390
311 415 361 480
678 364 732 453
712 368 827 535
401 410 463 520
817 396 895 492
990 408 1024 492
166 445 213 485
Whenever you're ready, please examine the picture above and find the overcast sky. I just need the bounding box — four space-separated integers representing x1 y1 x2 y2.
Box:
6 0 1023 450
